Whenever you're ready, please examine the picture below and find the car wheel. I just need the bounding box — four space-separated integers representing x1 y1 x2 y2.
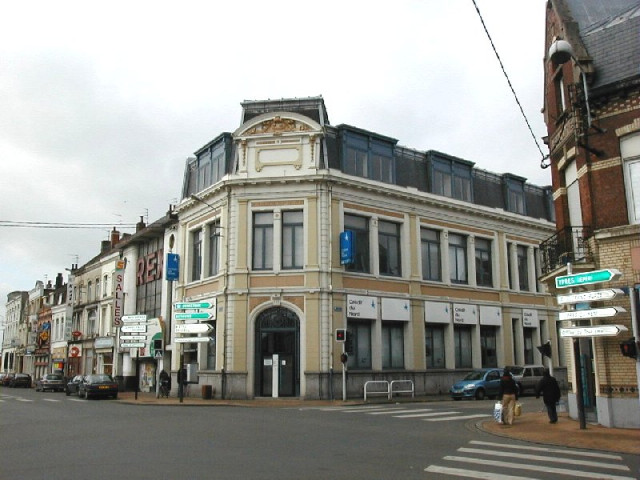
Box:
65 389 70 396
112 393 118 400
475 388 486 400
453 397 461 401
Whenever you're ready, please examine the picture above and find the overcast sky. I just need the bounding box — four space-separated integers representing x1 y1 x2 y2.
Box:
0 0 551 326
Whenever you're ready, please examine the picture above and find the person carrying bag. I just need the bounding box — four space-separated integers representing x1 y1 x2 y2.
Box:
498 368 518 425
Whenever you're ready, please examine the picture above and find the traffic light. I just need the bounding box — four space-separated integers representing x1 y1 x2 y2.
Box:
619 338 638 359
537 341 552 358
335 329 346 342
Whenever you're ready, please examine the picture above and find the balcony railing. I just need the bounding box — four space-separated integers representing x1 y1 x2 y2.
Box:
540 226 593 275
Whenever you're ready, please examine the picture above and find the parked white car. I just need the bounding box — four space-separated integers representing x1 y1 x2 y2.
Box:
506 365 545 395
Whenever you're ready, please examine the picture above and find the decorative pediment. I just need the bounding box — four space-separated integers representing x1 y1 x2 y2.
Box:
243 116 313 136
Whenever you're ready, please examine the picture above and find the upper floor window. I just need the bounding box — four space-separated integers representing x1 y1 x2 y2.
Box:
282 211 303 269
421 228 441 281
343 131 394 183
95 279 101 299
87 281 93 302
431 157 472 201
621 132 640 225
378 220 401 277
475 237 493 287
448 233 468 284
252 212 274 270
208 220 221 277
505 176 526 215
103 274 109 297
554 74 567 115
191 229 203 281
344 214 370 274
517 245 529 291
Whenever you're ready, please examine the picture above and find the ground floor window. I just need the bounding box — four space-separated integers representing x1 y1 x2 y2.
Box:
524 328 535 364
382 321 404 369
454 326 473 368
480 326 497 367
425 324 445 368
346 321 372 370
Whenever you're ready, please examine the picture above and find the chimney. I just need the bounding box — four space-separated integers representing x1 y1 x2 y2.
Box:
55 273 64 289
136 216 146 232
101 240 111 252
111 227 120 248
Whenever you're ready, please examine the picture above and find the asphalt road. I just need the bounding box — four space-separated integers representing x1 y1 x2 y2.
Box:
1 387 637 480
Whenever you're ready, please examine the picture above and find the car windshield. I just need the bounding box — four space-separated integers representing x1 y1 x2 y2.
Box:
463 371 485 381
47 374 63 380
508 367 524 375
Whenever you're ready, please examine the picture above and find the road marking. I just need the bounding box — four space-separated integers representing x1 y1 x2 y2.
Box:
444 456 635 480
43 398 61 402
457 448 629 471
425 414 488 421
339 407 403 413
367 408 434 415
396 411 459 418
16 398 33 402
469 440 623 460
425 465 538 479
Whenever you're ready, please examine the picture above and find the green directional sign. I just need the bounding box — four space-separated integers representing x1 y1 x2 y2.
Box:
174 312 213 320
555 269 622 289
174 302 213 310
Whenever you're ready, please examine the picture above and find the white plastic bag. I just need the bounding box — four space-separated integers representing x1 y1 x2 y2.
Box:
493 402 503 423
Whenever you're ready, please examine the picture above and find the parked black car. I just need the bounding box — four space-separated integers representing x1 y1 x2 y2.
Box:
65 375 84 396
78 374 119 399
10 373 32 388
35 373 65 392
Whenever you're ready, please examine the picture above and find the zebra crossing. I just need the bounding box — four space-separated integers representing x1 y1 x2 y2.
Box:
301 403 490 422
424 440 635 479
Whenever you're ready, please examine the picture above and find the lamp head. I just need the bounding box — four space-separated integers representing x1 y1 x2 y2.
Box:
548 39 573 64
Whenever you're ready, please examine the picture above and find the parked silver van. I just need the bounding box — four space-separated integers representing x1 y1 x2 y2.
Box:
506 365 545 394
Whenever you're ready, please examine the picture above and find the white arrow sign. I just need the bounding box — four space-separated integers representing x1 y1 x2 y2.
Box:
560 324 628 338
175 323 214 334
121 315 148 323
121 325 147 332
119 334 147 340
558 306 626 321
120 342 146 348
174 336 214 343
557 288 626 305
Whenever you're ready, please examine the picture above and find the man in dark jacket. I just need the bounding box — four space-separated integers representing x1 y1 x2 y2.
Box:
498 368 518 425
535 369 561 423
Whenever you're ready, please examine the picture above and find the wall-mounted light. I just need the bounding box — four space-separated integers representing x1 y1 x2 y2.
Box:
548 37 592 128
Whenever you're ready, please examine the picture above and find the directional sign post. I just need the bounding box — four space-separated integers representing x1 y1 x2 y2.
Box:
175 323 214 334
560 324 628 338
557 288 626 305
558 306 626 321
174 336 214 343
174 302 213 310
174 312 214 321
121 314 149 323
555 269 622 289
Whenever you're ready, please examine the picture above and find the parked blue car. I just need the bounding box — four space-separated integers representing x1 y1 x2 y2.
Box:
450 368 503 400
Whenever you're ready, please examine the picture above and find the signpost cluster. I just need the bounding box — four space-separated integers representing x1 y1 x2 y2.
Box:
173 301 216 402
119 314 149 400
554 267 626 429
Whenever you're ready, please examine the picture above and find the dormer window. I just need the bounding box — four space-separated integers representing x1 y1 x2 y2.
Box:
430 155 473 201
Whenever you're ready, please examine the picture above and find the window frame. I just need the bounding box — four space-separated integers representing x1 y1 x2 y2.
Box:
208 220 221 277
344 214 370 274
378 220 402 277
381 321 405 369
421 228 442 281
282 210 304 270
252 212 274 271
448 233 468 284
346 321 372 370
474 237 493 287
191 228 203 282
425 324 445 368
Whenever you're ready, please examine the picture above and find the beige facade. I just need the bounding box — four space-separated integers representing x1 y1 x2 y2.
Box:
172 98 559 400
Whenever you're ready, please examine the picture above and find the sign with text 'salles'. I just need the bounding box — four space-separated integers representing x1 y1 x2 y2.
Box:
113 260 126 327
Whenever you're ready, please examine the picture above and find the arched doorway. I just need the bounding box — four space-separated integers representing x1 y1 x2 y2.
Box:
255 307 300 397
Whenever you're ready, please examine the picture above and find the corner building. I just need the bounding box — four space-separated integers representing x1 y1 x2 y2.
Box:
173 97 558 399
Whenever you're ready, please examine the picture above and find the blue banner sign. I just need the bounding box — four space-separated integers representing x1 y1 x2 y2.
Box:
340 231 354 265
166 253 180 281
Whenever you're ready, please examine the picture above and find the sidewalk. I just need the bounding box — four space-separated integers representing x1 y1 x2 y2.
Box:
117 392 639 455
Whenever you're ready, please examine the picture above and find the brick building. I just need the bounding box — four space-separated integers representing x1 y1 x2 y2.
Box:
540 0 640 428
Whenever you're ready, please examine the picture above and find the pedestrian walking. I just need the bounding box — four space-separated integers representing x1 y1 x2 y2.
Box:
535 368 561 423
498 368 518 425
